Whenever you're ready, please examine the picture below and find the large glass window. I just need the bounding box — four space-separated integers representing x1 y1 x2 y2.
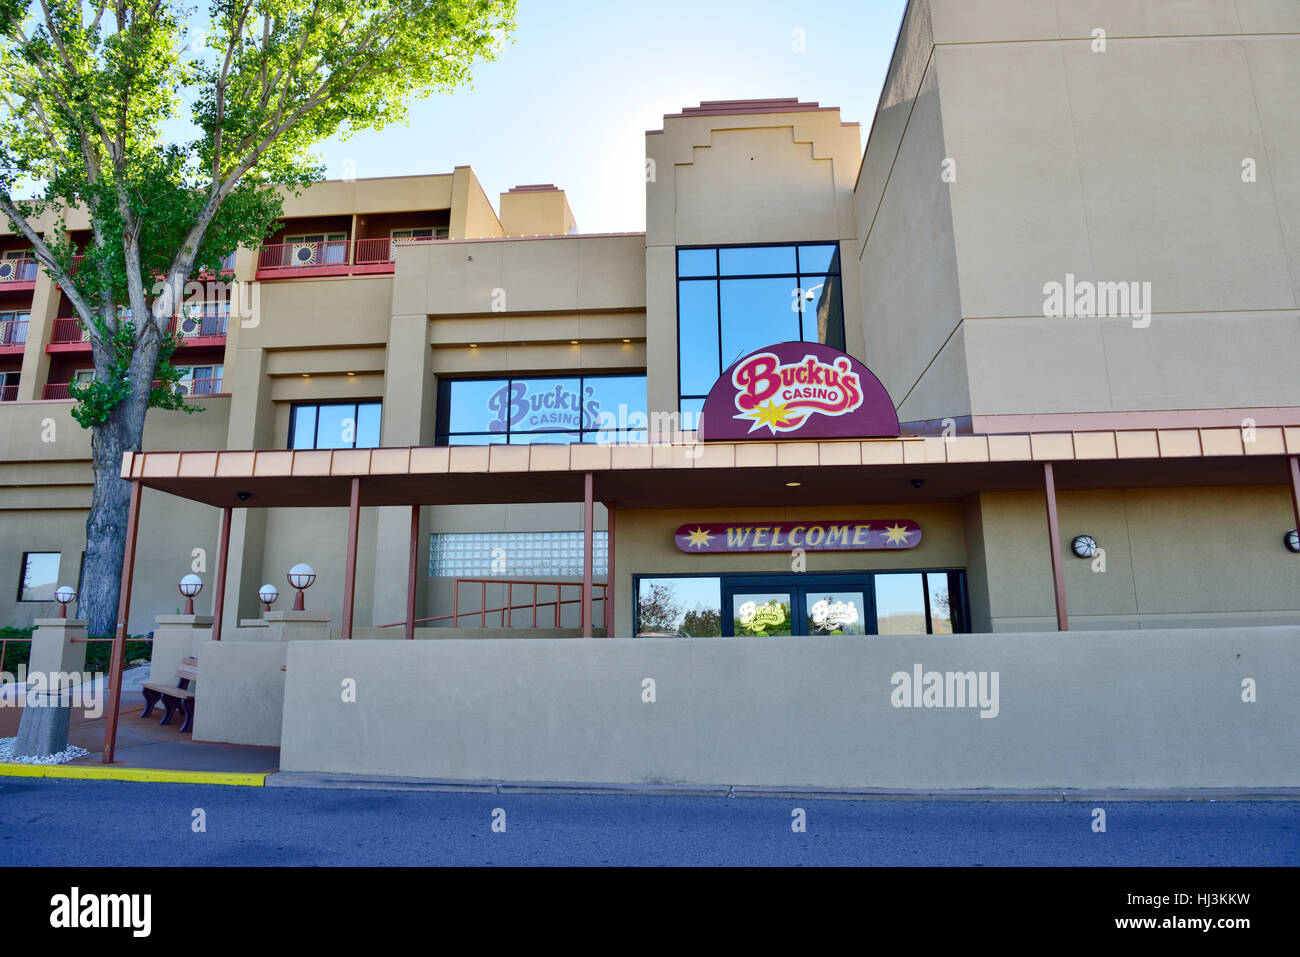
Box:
436 374 647 445
289 401 382 449
18 551 60 602
634 571 966 637
676 242 844 414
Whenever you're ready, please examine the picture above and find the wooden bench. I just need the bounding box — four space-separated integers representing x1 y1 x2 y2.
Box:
140 656 198 733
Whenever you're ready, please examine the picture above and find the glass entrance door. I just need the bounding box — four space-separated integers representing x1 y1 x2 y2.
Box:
722 573 876 637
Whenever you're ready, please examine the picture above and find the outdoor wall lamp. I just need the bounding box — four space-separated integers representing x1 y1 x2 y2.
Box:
258 583 279 612
1072 535 1099 559
287 563 317 610
1285 529 1300 554
178 574 203 614
54 585 75 619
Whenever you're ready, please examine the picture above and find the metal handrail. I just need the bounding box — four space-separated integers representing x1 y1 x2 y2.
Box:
378 577 607 629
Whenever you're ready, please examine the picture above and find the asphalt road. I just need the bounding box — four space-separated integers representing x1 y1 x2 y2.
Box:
2 778 1297 866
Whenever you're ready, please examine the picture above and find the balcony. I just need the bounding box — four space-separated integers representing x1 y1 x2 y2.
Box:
43 375 223 400
1 381 18 401
0 258 38 291
49 310 228 352
0 319 28 354
256 236 445 279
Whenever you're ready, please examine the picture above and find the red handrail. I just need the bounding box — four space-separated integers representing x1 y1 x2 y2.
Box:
0 258 38 282
258 240 351 269
378 578 607 629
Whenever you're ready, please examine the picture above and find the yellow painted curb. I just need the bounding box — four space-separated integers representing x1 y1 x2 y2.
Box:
0 762 266 786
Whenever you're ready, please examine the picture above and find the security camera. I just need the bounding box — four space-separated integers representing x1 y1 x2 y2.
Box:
236 491 252 502
910 478 926 489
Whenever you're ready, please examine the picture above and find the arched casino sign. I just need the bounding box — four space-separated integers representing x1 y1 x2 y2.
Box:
696 342 900 441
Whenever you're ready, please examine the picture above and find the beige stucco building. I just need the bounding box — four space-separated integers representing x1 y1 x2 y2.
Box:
2 0 1298 657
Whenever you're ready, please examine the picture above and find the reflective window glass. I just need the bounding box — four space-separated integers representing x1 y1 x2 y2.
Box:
290 406 317 449
446 379 509 435
719 245 796 276
927 574 954 634
720 277 800 365
677 248 717 277
636 577 722 636
678 280 720 397
356 402 382 448
874 573 927 635
19 551 60 602
797 244 840 274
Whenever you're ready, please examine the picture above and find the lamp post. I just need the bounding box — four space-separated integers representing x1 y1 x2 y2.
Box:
258 583 279 612
54 585 75 619
178 574 203 615
287 563 316 610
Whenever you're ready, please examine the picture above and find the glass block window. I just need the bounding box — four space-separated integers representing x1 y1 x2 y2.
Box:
429 531 608 578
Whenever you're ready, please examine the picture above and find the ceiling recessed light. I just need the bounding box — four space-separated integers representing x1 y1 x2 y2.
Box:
469 343 478 349
301 373 310 378
621 338 631 343
346 371 355 377
785 481 802 487
570 340 579 345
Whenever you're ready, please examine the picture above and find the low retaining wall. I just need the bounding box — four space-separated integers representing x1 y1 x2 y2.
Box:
193 641 287 747
276 626 1300 789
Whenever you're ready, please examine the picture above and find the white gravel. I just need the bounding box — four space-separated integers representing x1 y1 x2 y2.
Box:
0 736 90 765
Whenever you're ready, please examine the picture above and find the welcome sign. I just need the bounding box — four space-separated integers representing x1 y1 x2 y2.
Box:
675 519 921 553
697 341 900 441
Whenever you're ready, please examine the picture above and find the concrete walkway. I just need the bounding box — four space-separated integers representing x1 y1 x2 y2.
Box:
0 664 279 783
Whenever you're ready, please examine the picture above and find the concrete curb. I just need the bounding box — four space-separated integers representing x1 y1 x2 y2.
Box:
0 762 267 786
264 772 1300 800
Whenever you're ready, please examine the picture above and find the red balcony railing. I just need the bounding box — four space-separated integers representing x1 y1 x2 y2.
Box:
169 309 229 338
354 235 443 264
44 375 224 400
1 319 28 346
258 240 351 271
0 258 37 283
1 382 18 402
51 318 91 343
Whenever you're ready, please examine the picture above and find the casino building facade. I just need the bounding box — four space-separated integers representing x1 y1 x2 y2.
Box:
3 0 1299 651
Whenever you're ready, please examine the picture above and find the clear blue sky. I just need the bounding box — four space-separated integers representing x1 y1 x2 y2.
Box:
313 0 909 234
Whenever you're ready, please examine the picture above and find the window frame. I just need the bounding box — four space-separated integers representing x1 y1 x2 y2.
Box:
17 550 61 602
675 241 843 415
632 568 969 637
288 399 383 450
435 372 648 446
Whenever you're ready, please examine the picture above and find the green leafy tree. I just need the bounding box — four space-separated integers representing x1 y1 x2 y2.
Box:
0 0 516 637
679 607 720 638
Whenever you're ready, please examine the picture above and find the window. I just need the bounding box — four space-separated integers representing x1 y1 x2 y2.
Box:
71 369 95 385
0 310 29 345
284 232 348 265
391 227 445 242
177 301 229 337
179 364 223 395
634 570 967 637
289 401 382 449
18 551 60 602
429 531 608 578
435 374 648 445
676 242 844 416
0 250 37 282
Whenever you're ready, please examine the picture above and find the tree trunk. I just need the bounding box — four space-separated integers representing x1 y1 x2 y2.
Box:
77 346 156 638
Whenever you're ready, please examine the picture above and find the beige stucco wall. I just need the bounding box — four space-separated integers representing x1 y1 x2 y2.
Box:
645 106 864 417
277 626 1300 788
974 484 1300 632
867 0 1300 422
